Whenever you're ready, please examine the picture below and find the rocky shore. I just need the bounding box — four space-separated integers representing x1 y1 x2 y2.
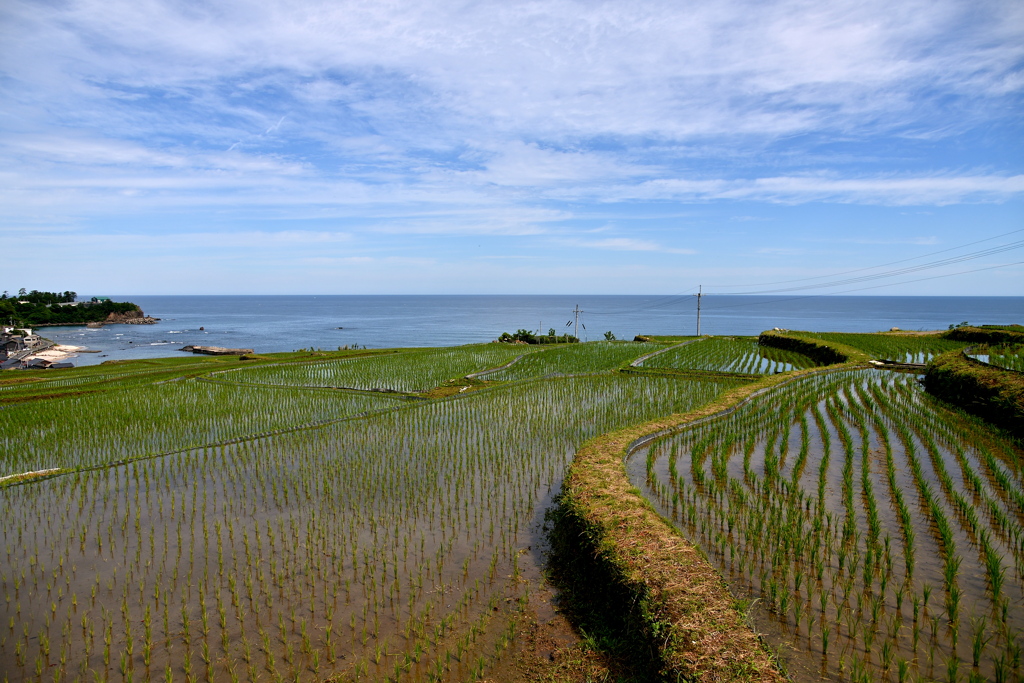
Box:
37 310 159 326
180 345 254 356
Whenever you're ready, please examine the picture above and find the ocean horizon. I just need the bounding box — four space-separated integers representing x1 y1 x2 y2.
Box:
33 294 1023 366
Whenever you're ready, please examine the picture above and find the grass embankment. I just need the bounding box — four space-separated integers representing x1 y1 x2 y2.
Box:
757 330 870 364
556 351 865 681
944 325 1024 344
924 349 1024 440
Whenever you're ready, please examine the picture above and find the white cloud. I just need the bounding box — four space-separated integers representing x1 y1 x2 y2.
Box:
626 173 1024 205
560 237 696 255
0 0 1021 294
5 0 1021 142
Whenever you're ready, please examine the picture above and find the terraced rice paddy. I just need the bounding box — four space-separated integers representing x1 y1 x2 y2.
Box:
794 333 968 364
968 346 1024 372
218 345 539 392
640 337 818 374
481 341 664 381
0 343 741 683
0 380 407 476
630 369 1024 682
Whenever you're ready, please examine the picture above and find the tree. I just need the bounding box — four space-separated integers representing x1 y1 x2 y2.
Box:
603 331 617 340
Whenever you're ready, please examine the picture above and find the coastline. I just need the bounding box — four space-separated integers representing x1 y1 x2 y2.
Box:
24 344 85 364
30 317 159 327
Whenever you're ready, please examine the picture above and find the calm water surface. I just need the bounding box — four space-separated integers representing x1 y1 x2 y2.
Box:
34 295 1023 366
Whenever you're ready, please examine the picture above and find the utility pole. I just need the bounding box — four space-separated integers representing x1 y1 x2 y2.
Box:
693 286 703 336
568 304 584 340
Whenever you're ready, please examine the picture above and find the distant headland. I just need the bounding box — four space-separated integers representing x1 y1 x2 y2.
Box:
0 289 158 327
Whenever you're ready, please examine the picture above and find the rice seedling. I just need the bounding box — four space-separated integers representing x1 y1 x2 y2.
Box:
966 344 1024 372
1 343 742 683
630 368 1024 682
0 378 407 476
640 336 818 374
217 343 538 392
484 340 664 381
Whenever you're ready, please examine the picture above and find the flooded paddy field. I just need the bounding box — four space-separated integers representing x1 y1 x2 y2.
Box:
639 337 819 374
215 344 541 393
784 333 969 365
0 342 740 683
966 346 1024 372
630 369 1024 682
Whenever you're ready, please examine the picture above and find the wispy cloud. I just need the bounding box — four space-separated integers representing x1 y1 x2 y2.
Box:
625 174 1024 205
0 0 1021 293
559 237 696 255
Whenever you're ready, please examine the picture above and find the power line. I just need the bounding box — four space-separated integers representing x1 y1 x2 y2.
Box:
701 260 1024 311
706 227 1024 290
708 239 1024 296
578 227 1022 319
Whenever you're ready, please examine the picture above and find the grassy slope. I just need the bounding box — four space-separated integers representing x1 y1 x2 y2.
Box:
924 349 1024 440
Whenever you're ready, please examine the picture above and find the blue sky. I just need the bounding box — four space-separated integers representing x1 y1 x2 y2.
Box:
2 0 1022 296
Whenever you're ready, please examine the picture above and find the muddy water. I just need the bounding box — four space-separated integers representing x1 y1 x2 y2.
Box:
628 369 1024 682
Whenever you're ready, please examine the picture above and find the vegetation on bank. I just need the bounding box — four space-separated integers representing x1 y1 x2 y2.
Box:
924 348 1024 440
0 289 142 326
559 374 820 681
757 330 868 364
943 324 1024 344
758 329 975 364
497 328 578 344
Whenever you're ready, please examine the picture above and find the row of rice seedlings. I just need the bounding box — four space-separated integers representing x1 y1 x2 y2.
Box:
482 341 664 382
792 332 968 364
966 345 1024 372
910 401 1024 581
0 380 405 476
880 381 1024 588
873 380 1024 673
0 358 255 399
214 344 538 393
630 369 1024 682
640 337 818 374
0 373 739 683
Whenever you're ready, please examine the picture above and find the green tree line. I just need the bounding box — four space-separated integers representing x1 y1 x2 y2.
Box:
1 289 140 327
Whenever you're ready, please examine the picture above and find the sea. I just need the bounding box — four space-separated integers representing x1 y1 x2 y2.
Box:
32 295 1024 367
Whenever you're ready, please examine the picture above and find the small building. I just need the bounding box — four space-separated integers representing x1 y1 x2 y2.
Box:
0 334 26 361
